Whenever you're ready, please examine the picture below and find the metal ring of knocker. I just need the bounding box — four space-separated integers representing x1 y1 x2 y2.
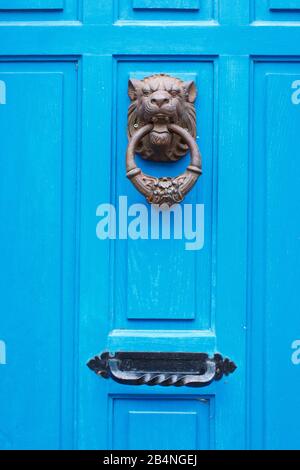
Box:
126 123 202 206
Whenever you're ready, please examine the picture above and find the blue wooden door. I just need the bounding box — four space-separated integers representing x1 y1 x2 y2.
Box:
0 0 300 451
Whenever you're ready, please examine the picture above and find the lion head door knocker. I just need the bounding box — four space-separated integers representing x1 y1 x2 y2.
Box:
126 73 202 206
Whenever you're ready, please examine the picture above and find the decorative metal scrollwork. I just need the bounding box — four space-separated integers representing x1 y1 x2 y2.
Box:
126 74 202 205
87 352 237 388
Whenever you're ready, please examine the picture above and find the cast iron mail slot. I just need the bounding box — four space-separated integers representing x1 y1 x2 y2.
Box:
87 351 237 387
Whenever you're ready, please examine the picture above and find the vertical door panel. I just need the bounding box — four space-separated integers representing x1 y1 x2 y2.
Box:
112 58 216 332
249 60 300 449
0 60 78 449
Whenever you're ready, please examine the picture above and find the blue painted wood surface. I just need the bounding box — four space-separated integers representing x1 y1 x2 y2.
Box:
0 0 64 10
132 0 200 10
269 0 300 10
0 0 299 451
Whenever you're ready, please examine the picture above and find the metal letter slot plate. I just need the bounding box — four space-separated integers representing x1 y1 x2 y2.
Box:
87 351 237 387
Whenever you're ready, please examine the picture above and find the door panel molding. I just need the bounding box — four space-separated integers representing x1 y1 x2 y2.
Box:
132 0 200 10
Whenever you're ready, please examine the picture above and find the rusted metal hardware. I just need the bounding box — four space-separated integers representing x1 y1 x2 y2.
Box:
87 351 237 387
126 74 202 205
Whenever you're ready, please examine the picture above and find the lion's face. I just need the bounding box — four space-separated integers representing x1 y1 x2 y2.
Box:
128 74 197 162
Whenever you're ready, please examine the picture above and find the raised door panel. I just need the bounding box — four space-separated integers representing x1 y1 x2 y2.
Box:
254 0 300 20
117 0 215 22
249 60 300 449
110 396 214 450
102 56 217 354
132 0 200 9
0 0 77 20
0 60 78 450
0 0 64 8
269 0 300 10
